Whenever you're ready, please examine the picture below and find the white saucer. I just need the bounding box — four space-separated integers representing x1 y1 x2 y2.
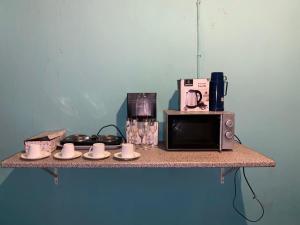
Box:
53 151 82 160
21 151 51 160
83 151 111 160
113 152 141 161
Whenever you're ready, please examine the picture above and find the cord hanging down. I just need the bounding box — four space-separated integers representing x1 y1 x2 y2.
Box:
233 135 265 222
233 168 265 222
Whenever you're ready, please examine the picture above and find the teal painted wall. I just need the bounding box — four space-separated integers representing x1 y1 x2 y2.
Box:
0 0 299 224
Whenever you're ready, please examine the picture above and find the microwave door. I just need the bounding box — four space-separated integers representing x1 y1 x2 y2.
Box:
167 115 220 150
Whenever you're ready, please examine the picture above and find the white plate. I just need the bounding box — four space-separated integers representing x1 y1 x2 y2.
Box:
83 151 111 160
53 151 82 160
21 152 51 160
113 152 141 161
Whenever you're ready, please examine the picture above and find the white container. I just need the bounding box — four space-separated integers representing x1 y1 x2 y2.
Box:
24 129 66 153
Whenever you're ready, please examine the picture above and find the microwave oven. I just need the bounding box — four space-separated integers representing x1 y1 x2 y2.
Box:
164 110 235 151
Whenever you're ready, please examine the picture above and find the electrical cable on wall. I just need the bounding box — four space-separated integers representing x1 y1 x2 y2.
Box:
97 124 126 141
233 135 265 222
196 0 201 78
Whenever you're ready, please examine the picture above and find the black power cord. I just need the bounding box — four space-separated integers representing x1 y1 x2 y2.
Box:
233 135 265 222
234 134 242 145
96 124 126 142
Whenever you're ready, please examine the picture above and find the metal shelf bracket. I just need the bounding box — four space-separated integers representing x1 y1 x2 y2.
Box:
42 168 59 185
220 167 238 184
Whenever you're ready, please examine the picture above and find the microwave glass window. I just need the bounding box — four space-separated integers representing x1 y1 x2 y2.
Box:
168 115 220 149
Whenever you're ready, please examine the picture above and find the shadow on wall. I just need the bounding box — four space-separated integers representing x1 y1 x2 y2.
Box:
0 168 246 225
116 98 127 137
168 90 179 111
94 98 127 137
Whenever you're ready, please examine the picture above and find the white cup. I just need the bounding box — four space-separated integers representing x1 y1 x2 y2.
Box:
27 143 42 158
121 143 135 158
89 143 105 157
61 143 75 158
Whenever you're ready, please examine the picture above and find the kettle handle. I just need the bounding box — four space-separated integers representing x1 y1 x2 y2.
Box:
195 90 202 105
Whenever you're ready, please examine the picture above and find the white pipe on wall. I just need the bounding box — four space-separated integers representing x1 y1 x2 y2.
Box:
196 0 201 78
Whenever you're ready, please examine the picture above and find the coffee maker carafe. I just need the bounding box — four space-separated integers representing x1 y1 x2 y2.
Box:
135 93 151 119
